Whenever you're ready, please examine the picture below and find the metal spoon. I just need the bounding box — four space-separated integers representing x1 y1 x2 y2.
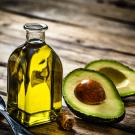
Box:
0 95 33 135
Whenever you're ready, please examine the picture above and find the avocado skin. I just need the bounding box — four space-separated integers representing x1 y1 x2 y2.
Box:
65 100 125 124
63 68 125 124
85 59 135 72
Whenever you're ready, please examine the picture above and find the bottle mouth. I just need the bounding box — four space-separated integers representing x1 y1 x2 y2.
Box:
24 23 48 31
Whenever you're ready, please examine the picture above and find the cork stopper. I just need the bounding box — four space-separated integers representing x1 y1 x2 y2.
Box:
57 109 75 131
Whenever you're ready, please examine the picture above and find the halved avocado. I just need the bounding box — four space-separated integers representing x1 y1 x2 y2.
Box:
63 68 125 123
85 59 135 97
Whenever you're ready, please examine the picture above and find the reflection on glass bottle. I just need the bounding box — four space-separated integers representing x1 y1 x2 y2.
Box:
7 23 63 127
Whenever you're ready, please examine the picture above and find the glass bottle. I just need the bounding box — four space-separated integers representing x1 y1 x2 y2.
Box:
7 23 63 127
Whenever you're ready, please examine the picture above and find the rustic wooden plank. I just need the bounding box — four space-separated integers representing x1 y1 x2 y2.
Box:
0 0 135 35
0 11 135 70
0 106 135 135
29 118 135 135
0 10 135 54
100 0 135 10
1 0 135 41
0 108 135 135
1 0 135 26
0 117 134 135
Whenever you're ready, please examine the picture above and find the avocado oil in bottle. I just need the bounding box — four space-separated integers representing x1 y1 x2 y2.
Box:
7 23 63 127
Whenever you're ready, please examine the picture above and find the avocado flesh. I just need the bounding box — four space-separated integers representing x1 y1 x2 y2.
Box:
85 60 135 97
63 69 125 123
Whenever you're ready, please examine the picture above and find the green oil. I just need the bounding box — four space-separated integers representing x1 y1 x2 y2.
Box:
7 24 62 127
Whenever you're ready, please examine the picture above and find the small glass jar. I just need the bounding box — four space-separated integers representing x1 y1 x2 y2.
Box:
7 23 63 127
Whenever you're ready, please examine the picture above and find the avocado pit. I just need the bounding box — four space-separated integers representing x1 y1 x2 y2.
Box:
74 80 106 105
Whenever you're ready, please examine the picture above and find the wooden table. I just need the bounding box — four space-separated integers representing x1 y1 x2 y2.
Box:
0 0 135 134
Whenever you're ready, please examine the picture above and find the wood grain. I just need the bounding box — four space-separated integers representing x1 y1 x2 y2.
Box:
1 0 135 25
0 10 135 70
0 0 135 134
0 106 135 135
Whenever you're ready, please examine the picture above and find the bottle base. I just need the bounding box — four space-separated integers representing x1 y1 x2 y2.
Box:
8 107 57 127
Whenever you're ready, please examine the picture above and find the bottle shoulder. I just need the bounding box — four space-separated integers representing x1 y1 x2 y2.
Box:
48 45 63 68
8 42 62 65
8 41 45 59
46 44 61 59
8 44 24 62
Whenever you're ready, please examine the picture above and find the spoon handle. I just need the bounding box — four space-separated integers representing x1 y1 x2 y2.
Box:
0 109 33 135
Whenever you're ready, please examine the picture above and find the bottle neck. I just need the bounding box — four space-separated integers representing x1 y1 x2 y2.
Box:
26 30 45 43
